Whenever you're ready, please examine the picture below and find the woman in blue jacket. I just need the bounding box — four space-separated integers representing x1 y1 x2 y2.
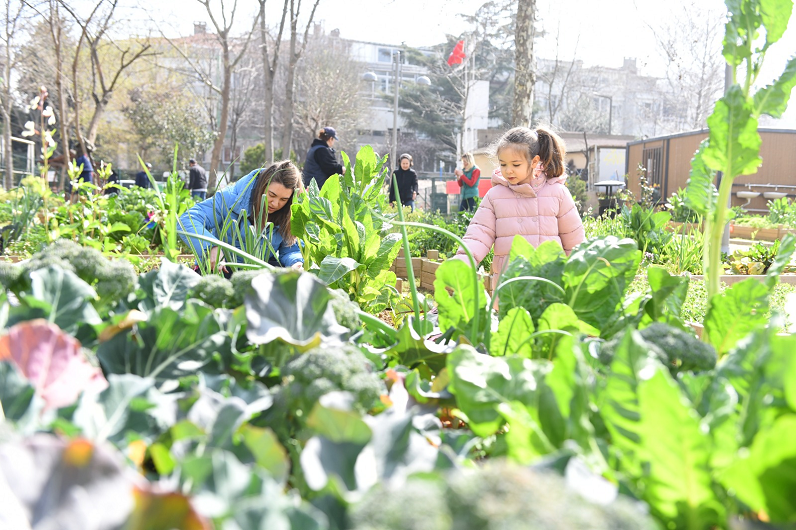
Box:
179 160 304 273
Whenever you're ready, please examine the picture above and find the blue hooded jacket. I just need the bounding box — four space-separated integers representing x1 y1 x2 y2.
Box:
178 168 303 267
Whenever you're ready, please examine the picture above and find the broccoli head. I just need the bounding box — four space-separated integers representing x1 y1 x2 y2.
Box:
329 288 362 330
276 343 385 417
4 240 136 306
190 274 235 308
229 270 264 308
0 262 23 291
348 461 656 530
600 323 717 375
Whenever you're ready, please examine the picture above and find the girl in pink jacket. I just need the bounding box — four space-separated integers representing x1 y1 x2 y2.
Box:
456 126 585 290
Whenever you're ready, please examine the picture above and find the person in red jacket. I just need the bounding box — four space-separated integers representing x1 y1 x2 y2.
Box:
454 152 481 211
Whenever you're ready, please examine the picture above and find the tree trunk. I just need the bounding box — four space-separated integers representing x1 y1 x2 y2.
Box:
2 61 12 190
512 0 536 127
208 63 232 190
85 95 108 147
2 6 13 189
280 18 298 158
52 8 70 191
260 1 274 165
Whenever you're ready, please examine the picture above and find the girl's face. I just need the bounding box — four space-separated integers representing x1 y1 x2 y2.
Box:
498 147 540 186
327 137 336 148
462 156 471 170
400 158 411 170
266 181 294 213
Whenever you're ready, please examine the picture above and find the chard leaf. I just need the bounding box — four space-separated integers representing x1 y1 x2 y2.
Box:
753 56 796 118
447 345 549 438
492 307 535 357
703 86 762 177
703 278 769 356
722 415 796 524
685 140 717 216
319 256 361 286
562 236 642 330
433 259 489 342
638 370 725 529
645 266 690 323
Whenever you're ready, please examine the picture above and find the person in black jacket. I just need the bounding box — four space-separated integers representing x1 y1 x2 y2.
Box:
389 153 419 211
135 162 153 189
188 158 208 200
303 127 345 189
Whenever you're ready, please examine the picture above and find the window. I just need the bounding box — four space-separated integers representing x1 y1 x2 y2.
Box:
641 146 663 188
378 48 392 63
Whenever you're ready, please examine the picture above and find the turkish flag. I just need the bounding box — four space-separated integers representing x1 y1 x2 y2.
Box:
447 40 465 66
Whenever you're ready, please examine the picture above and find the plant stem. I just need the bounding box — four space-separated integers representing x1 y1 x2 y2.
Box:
391 179 422 330
707 175 734 299
391 220 483 343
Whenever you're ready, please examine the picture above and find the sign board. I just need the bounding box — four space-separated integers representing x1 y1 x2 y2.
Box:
597 148 626 182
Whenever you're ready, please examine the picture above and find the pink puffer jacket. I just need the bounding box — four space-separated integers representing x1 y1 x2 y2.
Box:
455 169 585 290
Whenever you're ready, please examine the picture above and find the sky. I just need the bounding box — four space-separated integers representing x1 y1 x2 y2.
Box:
117 0 796 126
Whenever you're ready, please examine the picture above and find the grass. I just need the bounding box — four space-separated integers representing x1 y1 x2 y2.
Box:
628 264 796 327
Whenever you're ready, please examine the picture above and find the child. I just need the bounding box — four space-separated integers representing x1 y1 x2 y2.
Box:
455 126 585 291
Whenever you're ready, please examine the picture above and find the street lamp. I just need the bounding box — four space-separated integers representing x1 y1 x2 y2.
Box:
595 94 613 135
364 59 431 172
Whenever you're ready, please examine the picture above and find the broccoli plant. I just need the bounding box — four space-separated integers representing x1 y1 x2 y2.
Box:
273 343 385 424
189 274 235 309
600 322 717 375
0 240 136 312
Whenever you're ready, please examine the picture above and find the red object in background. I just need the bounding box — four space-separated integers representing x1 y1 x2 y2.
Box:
445 177 493 198
447 40 466 66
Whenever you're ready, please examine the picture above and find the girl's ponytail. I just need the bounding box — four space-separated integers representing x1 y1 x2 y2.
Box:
536 127 566 178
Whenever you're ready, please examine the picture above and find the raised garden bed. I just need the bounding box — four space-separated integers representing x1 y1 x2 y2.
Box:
729 224 796 241
391 249 491 292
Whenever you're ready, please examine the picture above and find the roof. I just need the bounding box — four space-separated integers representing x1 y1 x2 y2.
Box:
626 127 796 147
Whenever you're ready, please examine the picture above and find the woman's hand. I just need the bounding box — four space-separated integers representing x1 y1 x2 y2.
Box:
291 262 304 271
209 246 229 274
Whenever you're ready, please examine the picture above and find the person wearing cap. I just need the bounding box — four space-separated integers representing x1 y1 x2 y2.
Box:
389 153 419 212
303 126 345 189
135 162 154 189
188 158 208 200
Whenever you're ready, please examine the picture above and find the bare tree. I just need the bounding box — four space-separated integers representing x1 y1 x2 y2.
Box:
535 25 580 125
648 0 724 131
279 0 321 157
59 1 154 148
511 0 536 126
163 1 260 189
293 34 369 147
227 56 259 180
258 0 288 164
1 0 27 189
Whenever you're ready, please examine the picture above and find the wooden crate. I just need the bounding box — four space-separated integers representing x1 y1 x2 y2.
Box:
427 249 440 260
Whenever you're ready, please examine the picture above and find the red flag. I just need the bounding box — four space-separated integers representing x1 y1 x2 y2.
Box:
447 40 465 66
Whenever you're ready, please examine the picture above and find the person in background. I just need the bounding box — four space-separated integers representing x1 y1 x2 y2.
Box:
104 167 120 196
454 126 584 292
188 158 208 200
178 160 304 276
73 149 94 185
135 162 153 189
454 152 481 212
303 126 345 190
389 153 419 211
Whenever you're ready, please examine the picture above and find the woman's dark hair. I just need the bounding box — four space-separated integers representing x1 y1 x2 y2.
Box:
318 128 334 142
250 160 303 245
493 126 566 179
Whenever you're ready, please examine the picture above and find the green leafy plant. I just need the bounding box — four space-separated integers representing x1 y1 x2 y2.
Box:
685 0 796 300
291 146 402 313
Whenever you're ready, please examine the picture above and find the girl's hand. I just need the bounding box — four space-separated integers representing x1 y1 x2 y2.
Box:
208 246 229 274
291 262 304 271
